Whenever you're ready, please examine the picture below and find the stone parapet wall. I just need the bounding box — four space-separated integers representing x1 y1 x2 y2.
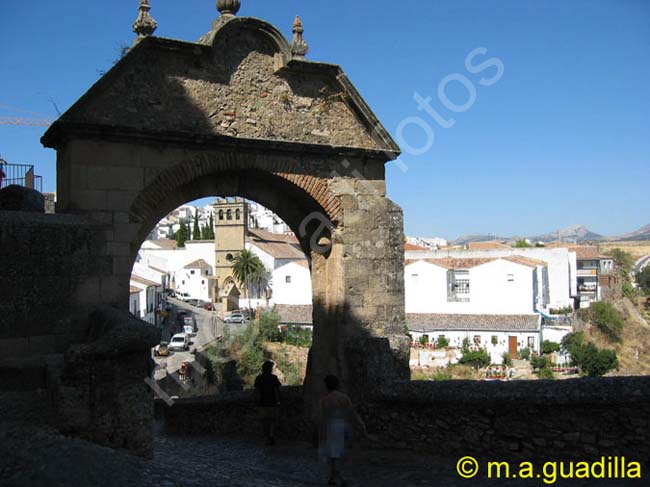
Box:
163 378 650 463
0 210 107 358
364 378 650 462
162 386 311 440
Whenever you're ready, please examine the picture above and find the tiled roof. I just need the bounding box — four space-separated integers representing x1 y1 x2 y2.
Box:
406 314 541 332
149 265 168 274
545 244 607 260
404 243 428 251
502 256 547 268
131 275 161 287
249 229 305 260
248 228 299 244
274 304 313 325
151 239 177 250
405 256 546 270
184 259 212 269
405 258 496 269
467 241 511 250
571 246 604 260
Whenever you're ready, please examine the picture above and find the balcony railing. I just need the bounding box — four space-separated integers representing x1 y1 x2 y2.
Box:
0 161 43 192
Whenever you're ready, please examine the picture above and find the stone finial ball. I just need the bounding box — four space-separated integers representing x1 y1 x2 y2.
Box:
217 0 241 15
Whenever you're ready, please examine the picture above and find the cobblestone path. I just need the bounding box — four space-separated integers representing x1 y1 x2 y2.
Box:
0 422 642 487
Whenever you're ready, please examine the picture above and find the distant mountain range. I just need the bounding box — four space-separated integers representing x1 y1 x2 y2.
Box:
451 224 650 246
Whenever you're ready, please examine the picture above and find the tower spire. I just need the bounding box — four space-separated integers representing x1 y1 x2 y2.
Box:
133 0 158 38
217 0 241 17
291 16 309 59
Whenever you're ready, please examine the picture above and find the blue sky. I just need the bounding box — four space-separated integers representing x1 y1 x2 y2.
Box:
1 0 648 239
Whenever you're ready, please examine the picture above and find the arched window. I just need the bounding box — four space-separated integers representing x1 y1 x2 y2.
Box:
226 209 232 220
218 210 224 221
235 209 241 220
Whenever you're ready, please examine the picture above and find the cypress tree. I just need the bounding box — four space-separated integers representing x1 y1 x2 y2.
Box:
192 210 201 240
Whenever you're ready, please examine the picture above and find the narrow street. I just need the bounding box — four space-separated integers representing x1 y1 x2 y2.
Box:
154 299 245 379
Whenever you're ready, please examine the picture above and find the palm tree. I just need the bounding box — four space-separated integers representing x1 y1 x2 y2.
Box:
249 265 272 304
231 249 265 309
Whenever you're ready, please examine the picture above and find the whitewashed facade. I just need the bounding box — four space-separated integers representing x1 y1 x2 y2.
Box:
173 259 213 302
405 247 577 310
405 257 548 315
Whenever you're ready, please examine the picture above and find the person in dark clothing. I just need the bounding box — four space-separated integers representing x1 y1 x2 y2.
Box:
254 361 282 445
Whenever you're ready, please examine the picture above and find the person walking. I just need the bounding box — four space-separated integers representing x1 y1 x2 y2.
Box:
254 361 282 445
319 375 367 486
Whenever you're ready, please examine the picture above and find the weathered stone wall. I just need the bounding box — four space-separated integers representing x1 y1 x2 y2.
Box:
0 210 107 357
162 387 311 441
52 307 159 457
163 378 650 463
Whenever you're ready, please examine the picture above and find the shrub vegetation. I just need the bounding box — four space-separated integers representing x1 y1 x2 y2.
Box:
588 302 624 342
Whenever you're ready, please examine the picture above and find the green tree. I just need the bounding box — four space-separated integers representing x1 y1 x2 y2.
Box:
285 325 312 348
192 211 201 240
580 344 618 377
561 332 618 376
608 249 635 273
537 367 555 379
175 222 188 248
589 301 624 343
259 310 282 342
531 355 549 370
637 267 650 294
502 352 513 367
207 213 215 239
458 340 490 369
231 249 265 306
541 340 561 354
514 239 532 248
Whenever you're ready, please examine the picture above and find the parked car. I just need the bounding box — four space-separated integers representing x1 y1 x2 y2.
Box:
203 302 215 311
176 292 191 301
183 315 198 332
154 341 170 357
194 300 207 308
168 333 190 351
224 312 247 324
187 299 200 307
183 325 195 336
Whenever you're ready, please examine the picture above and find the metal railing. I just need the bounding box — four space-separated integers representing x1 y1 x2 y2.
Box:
0 161 43 192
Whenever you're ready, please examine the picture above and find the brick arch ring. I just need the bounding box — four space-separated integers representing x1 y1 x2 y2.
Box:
128 151 342 232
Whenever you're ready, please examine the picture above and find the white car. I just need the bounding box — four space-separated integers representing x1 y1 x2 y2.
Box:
224 312 247 324
183 325 195 336
169 333 190 351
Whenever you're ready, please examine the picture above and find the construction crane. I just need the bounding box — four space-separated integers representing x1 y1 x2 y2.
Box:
0 117 54 127
0 104 56 127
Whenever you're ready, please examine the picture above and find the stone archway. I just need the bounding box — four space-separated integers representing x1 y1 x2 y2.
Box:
41 5 409 444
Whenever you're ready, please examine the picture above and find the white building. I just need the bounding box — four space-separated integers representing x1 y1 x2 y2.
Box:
405 256 549 315
271 260 312 306
405 246 577 311
138 239 215 301
406 236 448 249
173 259 213 302
404 254 572 363
243 228 312 309
408 314 541 364
130 275 163 325
248 203 292 235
